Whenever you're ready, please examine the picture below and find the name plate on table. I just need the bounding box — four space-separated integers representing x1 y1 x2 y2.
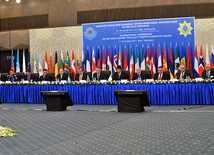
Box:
80 80 87 83
146 79 154 82
23 81 29 83
121 79 128 83
6 81 11 84
170 79 178 82
61 80 67 83
195 78 204 82
100 80 107 83
42 81 48 84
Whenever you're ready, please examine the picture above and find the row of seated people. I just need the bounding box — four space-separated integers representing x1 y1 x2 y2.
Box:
0 64 214 82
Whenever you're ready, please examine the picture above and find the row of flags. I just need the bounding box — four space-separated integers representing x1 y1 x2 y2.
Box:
11 43 214 81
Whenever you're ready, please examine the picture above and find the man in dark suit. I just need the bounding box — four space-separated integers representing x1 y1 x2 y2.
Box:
132 67 146 81
175 65 191 80
202 64 214 79
113 66 129 81
154 66 170 80
75 67 90 81
6 69 18 82
93 66 108 81
39 69 53 81
24 69 38 82
57 68 68 81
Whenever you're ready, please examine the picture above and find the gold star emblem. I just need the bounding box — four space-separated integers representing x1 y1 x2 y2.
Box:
177 20 193 37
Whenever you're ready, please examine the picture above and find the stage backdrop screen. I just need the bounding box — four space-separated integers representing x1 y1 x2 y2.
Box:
82 17 195 77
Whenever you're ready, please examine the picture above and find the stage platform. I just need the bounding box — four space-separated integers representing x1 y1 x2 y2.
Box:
0 103 214 154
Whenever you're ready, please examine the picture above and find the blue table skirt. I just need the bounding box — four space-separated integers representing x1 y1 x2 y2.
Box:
0 83 213 105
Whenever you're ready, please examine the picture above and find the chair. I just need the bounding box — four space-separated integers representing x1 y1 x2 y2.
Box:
15 72 24 80
84 72 92 80
64 72 74 81
185 69 191 75
1 73 8 81
141 70 152 79
163 71 170 80
102 71 111 79
122 70 130 81
32 73 39 78
47 73 55 81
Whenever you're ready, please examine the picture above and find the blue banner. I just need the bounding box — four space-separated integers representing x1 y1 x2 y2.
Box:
82 17 195 76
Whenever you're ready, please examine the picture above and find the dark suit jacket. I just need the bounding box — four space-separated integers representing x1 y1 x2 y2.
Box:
39 75 53 81
23 74 38 82
113 71 130 81
202 70 214 79
132 73 146 81
57 73 68 81
176 70 191 79
6 75 19 82
75 73 89 81
93 72 108 81
154 72 170 80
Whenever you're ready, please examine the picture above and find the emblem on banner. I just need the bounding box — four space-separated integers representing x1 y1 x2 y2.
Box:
177 20 193 37
84 27 97 41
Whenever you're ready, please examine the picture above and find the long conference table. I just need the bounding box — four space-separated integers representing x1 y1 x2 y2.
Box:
0 82 213 105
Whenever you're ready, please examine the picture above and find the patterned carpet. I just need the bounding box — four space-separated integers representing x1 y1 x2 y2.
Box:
0 103 213 155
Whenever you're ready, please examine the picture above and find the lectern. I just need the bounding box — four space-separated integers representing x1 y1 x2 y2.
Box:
41 91 74 111
114 90 150 112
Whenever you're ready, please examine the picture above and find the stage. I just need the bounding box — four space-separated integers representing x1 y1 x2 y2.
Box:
0 103 214 154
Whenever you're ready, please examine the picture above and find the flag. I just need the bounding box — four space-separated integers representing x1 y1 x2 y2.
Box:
205 44 210 66
174 43 180 78
135 45 139 70
199 45 204 77
102 47 106 71
150 44 156 77
129 46 135 80
118 47 122 67
45 51 48 70
194 44 199 78
27 51 31 72
39 51 43 76
50 51 53 73
71 50 76 80
86 49 91 72
76 51 80 71
64 51 71 72
187 43 193 79
55 51 58 80
11 50 15 74
81 50 85 71
141 45 145 70
16 49 20 72
158 44 162 67
107 47 113 75
60 50 64 69
145 45 150 70
211 44 214 68
113 47 117 73
97 47 101 67
168 43 174 79
124 46 128 70
34 51 37 73
181 43 186 67
22 49 26 72
92 48 96 76
163 44 168 71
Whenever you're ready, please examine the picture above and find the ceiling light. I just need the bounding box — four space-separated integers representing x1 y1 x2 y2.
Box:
16 0 21 3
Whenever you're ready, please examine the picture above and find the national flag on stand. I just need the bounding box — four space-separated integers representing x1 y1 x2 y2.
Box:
92 47 96 76
60 50 64 70
107 47 113 75
86 49 91 72
174 43 180 78
205 44 210 66
151 44 156 77
211 44 214 68
55 51 58 80
181 43 186 67
16 49 20 73
11 50 15 74
199 45 204 77
102 47 106 71
82 50 85 71
145 45 150 70
194 44 199 78
158 44 162 67
118 46 122 67
163 44 168 71
64 51 71 73
45 51 48 70
39 51 42 76
49 51 53 73
34 51 37 73
168 43 174 79
97 47 101 67
135 45 139 71
71 50 76 80
187 43 193 79
124 46 128 70
113 46 117 73
141 44 145 70
22 49 26 72
129 46 135 80
27 51 31 72
76 51 80 71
